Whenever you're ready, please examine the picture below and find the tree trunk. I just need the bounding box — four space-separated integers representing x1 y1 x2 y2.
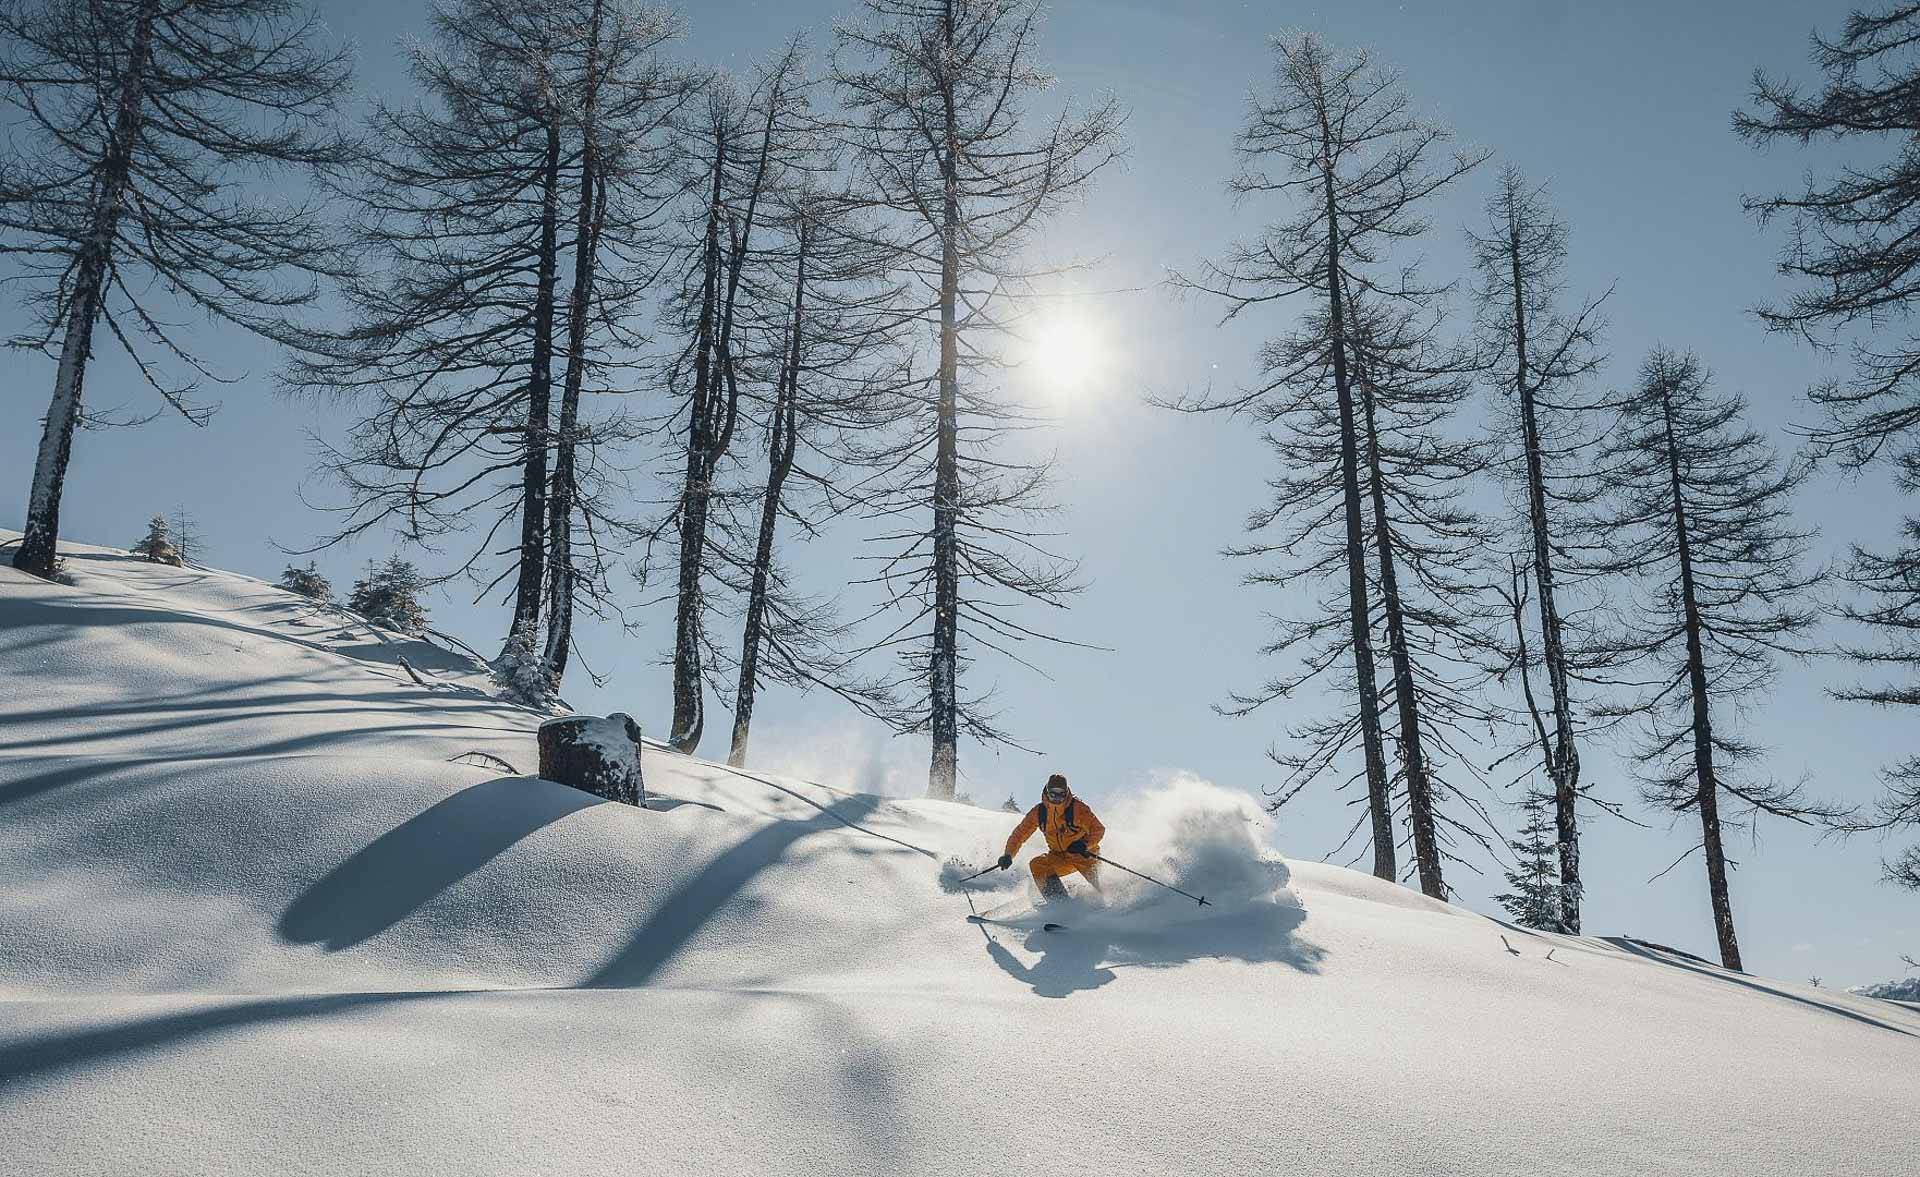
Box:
1318 116 1395 881
1507 218 1583 934
13 0 155 579
671 105 770 754
728 424 790 767
668 145 728 754
538 712 644 806
508 115 565 646
927 1 962 801
544 0 608 686
668 457 711 753
729 222 807 769
1660 379 1742 972
1357 365 1446 899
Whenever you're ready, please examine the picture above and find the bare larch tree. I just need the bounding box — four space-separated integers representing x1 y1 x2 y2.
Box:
1589 348 1843 971
1168 33 1483 881
1467 166 1611 932
722 186 909 767
831 0 1123 799
1738 3 1920 889
287 0 681 666
1346 288 1503 898
660 46 812 754
540 0 689 687
0 0 353 578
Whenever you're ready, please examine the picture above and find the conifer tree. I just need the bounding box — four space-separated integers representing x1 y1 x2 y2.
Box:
1495 791 1565 932
278 562 334 602
130 516 182 566
1346 288 1503 898
493 620 557 708
348 557 430 635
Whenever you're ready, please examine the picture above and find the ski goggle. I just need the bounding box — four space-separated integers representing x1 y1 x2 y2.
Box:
1044 782 1069 802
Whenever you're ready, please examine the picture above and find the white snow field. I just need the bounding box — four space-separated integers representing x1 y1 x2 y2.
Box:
2 539 1917 1177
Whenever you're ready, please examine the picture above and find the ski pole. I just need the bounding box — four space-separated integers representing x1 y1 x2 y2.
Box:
1092 853 1209 907
955 861 1006 885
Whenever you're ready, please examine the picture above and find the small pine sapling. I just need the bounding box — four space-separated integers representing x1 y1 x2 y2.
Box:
130 515 183 566
347 557 430 634
492 621 556 709
278 562 334 602
1495 790 1566 932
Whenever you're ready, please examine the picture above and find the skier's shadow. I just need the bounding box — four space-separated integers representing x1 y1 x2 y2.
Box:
978 896 1324 999
980 927 1118 999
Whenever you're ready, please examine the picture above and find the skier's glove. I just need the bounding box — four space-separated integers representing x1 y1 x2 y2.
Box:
997 854 1013 871
1068 839 1090 857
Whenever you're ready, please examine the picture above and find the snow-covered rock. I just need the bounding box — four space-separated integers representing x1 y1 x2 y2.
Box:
1850 975 1920 1003
2 535 1917 1176
538 712 643 803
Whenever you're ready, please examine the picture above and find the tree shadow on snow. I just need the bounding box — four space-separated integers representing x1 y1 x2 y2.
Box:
279 777 600 950
0 989 479 1089
1603 936 1918 1039
0 594 503 713
584 794 883 988
0 983 914 1163
978 897 1324 1000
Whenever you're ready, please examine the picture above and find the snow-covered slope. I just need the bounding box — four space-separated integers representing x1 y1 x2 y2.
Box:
3 539 1917 1176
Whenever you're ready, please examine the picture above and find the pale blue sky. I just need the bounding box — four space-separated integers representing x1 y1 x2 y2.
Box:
6 0 1914 986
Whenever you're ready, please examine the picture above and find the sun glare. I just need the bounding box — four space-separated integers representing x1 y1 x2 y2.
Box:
1026 311 1105 397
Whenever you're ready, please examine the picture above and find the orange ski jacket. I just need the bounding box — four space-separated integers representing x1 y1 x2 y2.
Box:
1005 785 1105 859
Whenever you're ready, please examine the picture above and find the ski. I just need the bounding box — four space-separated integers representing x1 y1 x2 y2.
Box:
966 914 1065 932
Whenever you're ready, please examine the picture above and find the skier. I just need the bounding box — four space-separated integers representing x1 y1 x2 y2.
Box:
997 773 1105 901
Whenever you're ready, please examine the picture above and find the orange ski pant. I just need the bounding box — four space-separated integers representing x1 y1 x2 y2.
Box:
1029 850 1100 888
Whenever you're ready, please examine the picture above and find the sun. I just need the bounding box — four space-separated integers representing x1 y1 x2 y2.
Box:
1025 310 1106 397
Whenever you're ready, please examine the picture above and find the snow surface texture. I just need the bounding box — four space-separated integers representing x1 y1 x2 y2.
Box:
2 536 1917 1176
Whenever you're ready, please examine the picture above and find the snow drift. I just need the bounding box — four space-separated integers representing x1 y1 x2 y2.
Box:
2 537 1917 1176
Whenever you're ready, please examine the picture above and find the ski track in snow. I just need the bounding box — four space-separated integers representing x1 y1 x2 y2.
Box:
2 536 1918 1176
